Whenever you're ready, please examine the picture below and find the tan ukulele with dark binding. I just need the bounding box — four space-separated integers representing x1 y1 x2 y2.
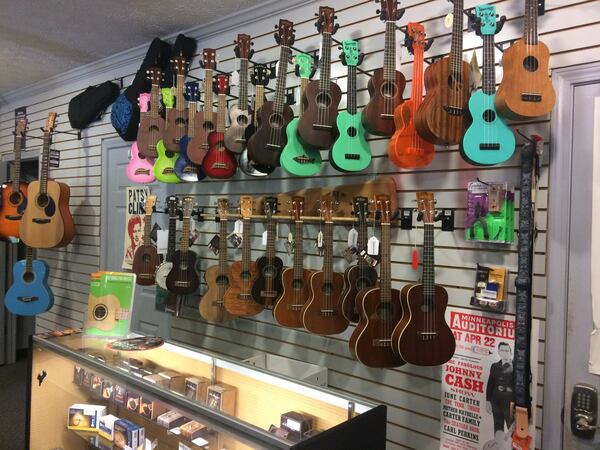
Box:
164 55 190 151
137 67 165 158
86 294 129 332
131 195 160 286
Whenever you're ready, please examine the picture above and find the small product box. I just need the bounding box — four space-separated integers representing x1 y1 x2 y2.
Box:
157 410 188 429
470 264 508 313
139 397 168 420
158 370 185 394
98 414 120 441
73 365 85 385
126 391 141 412
114 419 144 450
185 377 210 402
82 371 93 388
179 420 206 441
67 404 107 431
280 411 313 442
101 380 115 401
90 374 103 398
114 384 127 406
143 373 169 388
207 384 237 416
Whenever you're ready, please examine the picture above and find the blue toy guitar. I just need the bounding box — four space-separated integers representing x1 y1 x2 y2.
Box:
175 82 206 182
5 246 54 316
462 5 515 165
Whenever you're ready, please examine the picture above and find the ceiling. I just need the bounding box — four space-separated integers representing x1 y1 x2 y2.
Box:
0 0 266 94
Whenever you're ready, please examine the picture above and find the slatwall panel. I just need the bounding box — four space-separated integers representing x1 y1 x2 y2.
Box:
1 0 598 447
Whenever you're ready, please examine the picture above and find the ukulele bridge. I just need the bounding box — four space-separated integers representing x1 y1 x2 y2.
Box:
138 274 154 280
6 215 22 220
288 304 303 311
313 124 333 130
211 163 228 169
33 218 50 224
293 156 316 164
18 296 38 303
319 309 337 316
183 167 199 174
235 138 246 143
266 143 283 151
344 154 361 160
238 293 252 300
379 113 394 119
521 93 541 103
443 106 464 116
372 338 392 347
162 168 175 174
175 281 191 287
479 143 501 151
134 169 151 175
418 331 439 340
260 290 278 298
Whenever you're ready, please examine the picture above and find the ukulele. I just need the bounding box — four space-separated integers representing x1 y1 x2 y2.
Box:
199 198 236 322
414 0 471 145
5 246 53 316
349 195 404 368
223 196 264 316
0 117 28 239
330 40 371 172
340 197 378 323
251 197 284 308
137 66 165 158
362 0 406 137
154 89 181 184
495 0 555 120
131 195 160 285
164 55 190 151
187 49 218 165
392 192 455 366
155 196 178 290
388 22 435 168
86 294 129 332
127 93 156 184
462 6 515 165
166 197 200 294
302 197 349 335
297 6 341 150
224 34 254 154
274 196 312 328
247 19 295 167
280 53 322 176
175 82 206 182
20 113 75 249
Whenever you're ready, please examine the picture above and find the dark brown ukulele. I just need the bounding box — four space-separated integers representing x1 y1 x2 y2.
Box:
302 197 349 335
164 55 190 151
349 195 404 368
274 196 312 328
137 67 165 158
361 0 406 136
392 192 456 366
132 195 160 286
296 6 341 149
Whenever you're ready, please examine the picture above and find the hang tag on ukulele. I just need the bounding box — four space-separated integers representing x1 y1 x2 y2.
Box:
444 12 453 28
156 230 169 254
285 232 295 255
227 231 242 248
208 235 220 255
234 220 243 234
359 248 379 267
49 149 60 168
367 236 380 255
343 246 357 263
347 228 358 247
315 230 324 256
262 230 268 246
230 70 240 86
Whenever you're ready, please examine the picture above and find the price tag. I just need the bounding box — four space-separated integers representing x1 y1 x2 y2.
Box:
234 219 244 234
315 230 324 256
230 70 240 86
156 230 169 254
347 228 358 247
444 12 453 28
49 149 60 168
286 232 295 255
368 236 380 255
262 230 268 246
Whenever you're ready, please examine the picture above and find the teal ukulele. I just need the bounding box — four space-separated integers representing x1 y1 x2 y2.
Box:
280 53 322 176
330 40 371 172
462 5 515 165
154 87 180 183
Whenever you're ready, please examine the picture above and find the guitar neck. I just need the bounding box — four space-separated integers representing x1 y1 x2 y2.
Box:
204 70 214 114
383 21 397 81
322 221 334 282
524 0 539 45
449 0 465 75
380 223 391 303
266 216 277 262
273 45 290 114
347 66 357 115
356 216 369 270
40 131 52 195
12 133 24 193
293 220 304 279
239 58 249 110
411 44 425 109
175 75 185 110
218 219 228 275
482 34 496 95
217 94 226 133
25 246 34 274
180 216 191 253
143 212 152 246
299 78 309 117
254 86 265 127
422 223 435 308
166 215 177 262
150 83 161 118
242 218 252 272
187 101 197 137
318 33 332 92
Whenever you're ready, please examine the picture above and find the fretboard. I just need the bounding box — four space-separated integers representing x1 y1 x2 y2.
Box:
323 221 334 282
318 33 333 93
204 70 214 115
293 220 304 280
266 216 277 263
274 45 291 114
347 66 357 115
175 75 185 111
217 94 226 133
150 83 161 118
356 215 369 271
143 212 152 246
524 0 539 45
239 58 249 111
411 44 425 110
380 223 391 304
180 217 191 253
242 219 252 271
383 21 397 82
254 85 265 127
299 78 309 118
166 215 177 262
187 101 197 137
12 133 24 194
25 246 33 274
218 219 228 276
449 0 465 75
422 223 435 308
482 34 496 95
40 132 52 196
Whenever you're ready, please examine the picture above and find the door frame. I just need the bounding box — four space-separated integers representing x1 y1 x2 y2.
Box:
100 137 125 269
544 61 600 448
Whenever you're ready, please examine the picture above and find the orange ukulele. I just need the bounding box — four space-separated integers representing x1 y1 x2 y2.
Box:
0 117 28 239
388 22 434 168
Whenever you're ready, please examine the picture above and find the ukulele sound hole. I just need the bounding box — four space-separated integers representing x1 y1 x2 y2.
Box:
292 279 304 289
447 72 463 88
523 55 539 72
321 283 333 294
217 274 229 285
268 113 284 129
93 304 108 321
482 109 496 123
380 82 397 99
356 277 371 290
149 125 159 132
180 262 188 271
203 121 215 132
263 266 276 278
22 272 34 283
376 303 391 317
347 126 357 137
142 253 151 263
421 304 432 313
241 270 251 280
236 115 248 126
37 194 49 208
9 192 22 205
316 92 332 108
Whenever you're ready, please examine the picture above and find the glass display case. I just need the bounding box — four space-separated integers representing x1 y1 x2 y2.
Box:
28 331 386 450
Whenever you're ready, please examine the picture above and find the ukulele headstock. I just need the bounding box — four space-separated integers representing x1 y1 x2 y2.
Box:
182 197 193 218
217 198 229 218
144 195 157 215
185 81 200 102
167 196 179 218
234 34 253 59
340 39 360 67
264 196 278 219
138 93 151 113
215 74 230 95
171 55 189 76
146 66 163 85
44 112 57 133
352 196 369 223
15 116 28 137
201 48 217 70
294 53 315 79
251 63 272 86
240 196 254 219
416 191 435 224
319 197 337 222
274 19 295 47
474 4 498 35
375 195 391 224
377 0 404 22
315 6 338 35
291 196 304 221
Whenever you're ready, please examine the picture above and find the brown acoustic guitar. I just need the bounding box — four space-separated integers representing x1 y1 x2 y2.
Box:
137 66 165 158
224 196 264 316
414 0 471 145
131 195 160 286
20 112 75 249
164 54 190 151
274 196 312 328
391 192 456 366
199 198 236 322
349 195 404 368
494 0 555 120
302 197 348 335
361 0 406 137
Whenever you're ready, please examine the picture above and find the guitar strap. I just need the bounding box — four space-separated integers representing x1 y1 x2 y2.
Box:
511 133 542 450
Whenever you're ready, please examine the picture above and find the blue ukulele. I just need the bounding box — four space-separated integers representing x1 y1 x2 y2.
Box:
462 5 515 165
175 82 206 182
5 247 54 316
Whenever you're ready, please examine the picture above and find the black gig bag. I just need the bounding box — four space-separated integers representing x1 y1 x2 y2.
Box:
68 81 120 130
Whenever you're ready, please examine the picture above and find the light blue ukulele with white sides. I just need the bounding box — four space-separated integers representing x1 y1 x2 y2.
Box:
5 246 54 316
462 5 515 166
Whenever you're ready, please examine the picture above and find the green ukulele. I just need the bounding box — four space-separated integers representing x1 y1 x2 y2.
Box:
330 40 371 173
279 53 322 176
154 88 180 184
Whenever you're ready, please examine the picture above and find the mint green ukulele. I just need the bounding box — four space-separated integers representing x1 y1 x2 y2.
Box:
154 88 180 184
280 53 322 176
330 40 371 173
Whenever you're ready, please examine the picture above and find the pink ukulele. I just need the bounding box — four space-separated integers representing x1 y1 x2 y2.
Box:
127 93 156 183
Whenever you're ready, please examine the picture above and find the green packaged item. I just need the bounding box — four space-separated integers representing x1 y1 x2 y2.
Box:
466 181 514 243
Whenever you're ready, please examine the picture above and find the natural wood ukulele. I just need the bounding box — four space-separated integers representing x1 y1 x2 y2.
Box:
137 67 165 158
164 55 190 151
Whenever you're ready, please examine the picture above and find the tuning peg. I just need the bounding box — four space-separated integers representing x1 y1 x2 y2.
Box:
376 9 381 14
314 12 319 16
274 24 279 29
332 23 340 34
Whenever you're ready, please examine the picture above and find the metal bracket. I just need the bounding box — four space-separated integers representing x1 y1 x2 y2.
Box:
399 208 414 230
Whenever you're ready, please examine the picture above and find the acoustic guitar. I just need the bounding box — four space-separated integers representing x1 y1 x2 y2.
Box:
297 6 341 150
415 0 471 145
280 53 322 176
199 198 236 322
247 19 295 167
5 246 54 316
462 5 515 165
274 196 312 328
223 196 264 316
175 82 206 182
137 67 165 158
495 0 555 120
154 89 181 184
362 0 406 137
164 55 190 152
20 112 75 249
86 294 129 332
392 192 456 366
0 117 28 239
349 195 404 368
127 93 156 184
302 197 349 335
388 22 435 168
155 196 178 290
131 195 160 285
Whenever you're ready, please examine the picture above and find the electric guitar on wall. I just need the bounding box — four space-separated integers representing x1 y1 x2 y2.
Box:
5 246 54 316
494 0 555 120
0 117 28 239
132 195 160 285
362 0 406 136
330 40 371 173
164 55 190 151
392 192 456 366
175 82 206 182
155 196 178 290
280 53 322 176
302 197 349 335
20 113 75 249
137 67 165 158
127 93 156 184
297 6 341 150
349 195 404 368
199 198 236 322
462 5 515 165
154 90 181 184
